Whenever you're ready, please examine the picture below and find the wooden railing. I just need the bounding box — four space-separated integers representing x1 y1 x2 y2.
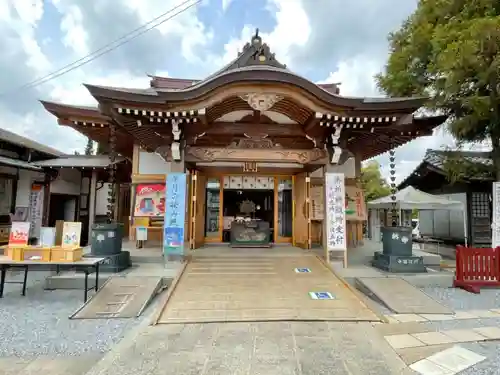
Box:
453 245 500 294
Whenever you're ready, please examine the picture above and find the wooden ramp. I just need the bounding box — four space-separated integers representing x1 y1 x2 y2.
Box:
155 252 380 324
71 276 162 319
356 277 453 314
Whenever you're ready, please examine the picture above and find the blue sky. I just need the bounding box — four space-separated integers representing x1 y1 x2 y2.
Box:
0 0 466 181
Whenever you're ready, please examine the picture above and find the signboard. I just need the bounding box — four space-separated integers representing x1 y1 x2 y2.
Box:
325 173 347 251
310 186 324 220
493 182 500 247
345 186 367 221
163 173 187 257
295 268 311 273
136 226 148 241
39 227 56 247
309 292 335 300
309 185 366 221
61 222 82 248
133 184 166 217
29 184 44 240
9 222 30 246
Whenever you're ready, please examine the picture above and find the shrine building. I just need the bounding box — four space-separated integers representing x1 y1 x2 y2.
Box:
40 31 446 258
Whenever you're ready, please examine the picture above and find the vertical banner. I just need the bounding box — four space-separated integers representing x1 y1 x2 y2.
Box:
163 173 187 257
29 184 44 240
492 182 500 248
325 173 347 264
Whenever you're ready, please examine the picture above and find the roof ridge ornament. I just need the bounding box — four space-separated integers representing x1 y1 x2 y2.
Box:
235 28 286 69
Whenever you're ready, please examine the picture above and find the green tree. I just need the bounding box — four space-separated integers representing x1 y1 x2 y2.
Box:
84 138 94 155
360 161 391 201
96 142 107 155
376 0 500 179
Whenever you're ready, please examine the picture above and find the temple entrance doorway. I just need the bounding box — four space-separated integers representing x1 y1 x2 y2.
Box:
191 174 294 247
221 188 274 245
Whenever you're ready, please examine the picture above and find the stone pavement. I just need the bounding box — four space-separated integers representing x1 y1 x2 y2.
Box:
158 252 379 324
0 354 102 375
356 277 452 314
85 321 414 375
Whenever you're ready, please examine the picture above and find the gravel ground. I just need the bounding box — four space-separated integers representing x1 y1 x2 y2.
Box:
415 287 500 374
0 270 144 357
459 342 500 375
420 286 500 310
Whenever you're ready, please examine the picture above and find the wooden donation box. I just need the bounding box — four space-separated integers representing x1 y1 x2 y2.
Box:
229 199 271 248
230 219 271 248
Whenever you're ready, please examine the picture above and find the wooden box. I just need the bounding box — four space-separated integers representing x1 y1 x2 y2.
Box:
50 246 83 262
10 246 51 262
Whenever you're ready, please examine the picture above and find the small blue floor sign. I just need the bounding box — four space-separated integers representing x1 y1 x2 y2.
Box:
295 268 311 273
309 292 335 300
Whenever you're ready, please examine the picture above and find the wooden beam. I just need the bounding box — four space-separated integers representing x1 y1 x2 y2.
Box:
194 122 306 136
198 108 209 127
303 112 322 131
395 113 413 126
252 110 261 123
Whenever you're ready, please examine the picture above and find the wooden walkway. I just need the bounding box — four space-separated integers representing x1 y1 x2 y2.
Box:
156 250 380 324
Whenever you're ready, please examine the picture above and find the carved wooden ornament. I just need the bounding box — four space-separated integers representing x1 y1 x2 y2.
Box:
240 93 284 111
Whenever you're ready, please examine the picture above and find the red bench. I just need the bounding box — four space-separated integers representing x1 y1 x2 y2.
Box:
453 245 500 294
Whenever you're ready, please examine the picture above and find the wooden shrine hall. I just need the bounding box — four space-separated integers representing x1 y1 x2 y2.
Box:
40 30 446 255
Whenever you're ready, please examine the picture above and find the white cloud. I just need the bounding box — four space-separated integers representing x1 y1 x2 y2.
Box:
317 57 383 97
212 0 310 69
0 0 207 154
58 4 89 56
123 0 214 63
10 0 44 25
222 0 233 12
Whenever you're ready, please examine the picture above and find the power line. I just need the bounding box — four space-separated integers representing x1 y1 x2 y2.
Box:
3 0 201 96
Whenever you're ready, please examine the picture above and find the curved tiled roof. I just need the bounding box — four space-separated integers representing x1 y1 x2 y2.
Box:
85 65 426 111
82 30 426 111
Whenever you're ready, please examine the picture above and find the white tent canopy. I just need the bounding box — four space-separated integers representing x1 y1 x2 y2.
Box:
367 186 464 210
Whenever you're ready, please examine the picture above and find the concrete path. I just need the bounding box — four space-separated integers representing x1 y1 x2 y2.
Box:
157 253 379 324
85 321 414 375
72 276 162 319
356 277 453 314
0 354 102 375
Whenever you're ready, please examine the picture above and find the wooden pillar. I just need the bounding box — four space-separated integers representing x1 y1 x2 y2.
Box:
129 144 140 241
42 172 51 226
88 170 97 241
